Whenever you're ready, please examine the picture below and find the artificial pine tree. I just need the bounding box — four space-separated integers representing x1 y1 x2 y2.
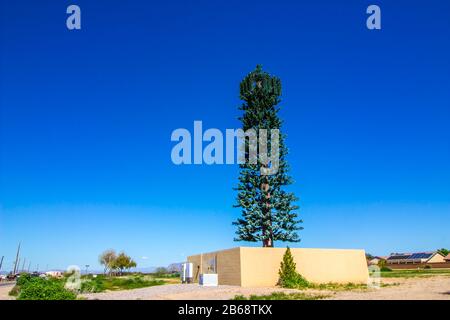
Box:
233 65 302 247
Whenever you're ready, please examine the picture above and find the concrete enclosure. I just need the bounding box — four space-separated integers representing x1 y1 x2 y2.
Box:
188 247 369 287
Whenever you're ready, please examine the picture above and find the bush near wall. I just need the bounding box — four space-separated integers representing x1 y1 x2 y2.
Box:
278 247 310 289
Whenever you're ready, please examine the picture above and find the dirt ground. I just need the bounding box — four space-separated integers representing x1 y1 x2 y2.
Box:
2 276 449 300
329 276 450 300
81 276 450 300
0 283 15 300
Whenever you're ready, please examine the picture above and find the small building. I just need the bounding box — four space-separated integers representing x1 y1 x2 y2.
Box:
368 256 386 265
188 247 369 287
444 254 450 262
45 271 63 278
386 252 445 265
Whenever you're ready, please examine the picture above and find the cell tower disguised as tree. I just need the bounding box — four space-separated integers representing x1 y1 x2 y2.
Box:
233 65 302 247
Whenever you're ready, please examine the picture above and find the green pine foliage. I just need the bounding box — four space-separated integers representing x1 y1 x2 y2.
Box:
233 65 302 247
278 247 309 288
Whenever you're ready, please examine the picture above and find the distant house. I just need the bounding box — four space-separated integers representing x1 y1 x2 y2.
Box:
387 252 446 265
45 271 63 278
368 256 387 265
445 254 450 262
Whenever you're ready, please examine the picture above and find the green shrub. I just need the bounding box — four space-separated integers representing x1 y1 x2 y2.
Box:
17 278 76 300
380 266 392 272
16 273 33 286
79 275 165 293
110 276 164 290
424 265 432 269
8 285 20 297
154 272 180 278
80 278 105 293
278 247 310 289
10 273 37 297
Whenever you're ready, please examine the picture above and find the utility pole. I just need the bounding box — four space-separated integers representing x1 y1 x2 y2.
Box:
16 258 20 273
28 261 31 273
22 258 26 273
0 256 4 273
13 242 21 274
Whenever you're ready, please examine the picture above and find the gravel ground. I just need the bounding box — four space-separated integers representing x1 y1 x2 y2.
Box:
82 276 450 300
81 284 301 300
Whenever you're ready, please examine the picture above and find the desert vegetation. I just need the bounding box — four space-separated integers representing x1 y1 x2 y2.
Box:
80 274 166 293
9 273 76 300
233 292 329 300
99 249 137 275
7 250 180 299
78 250 178 293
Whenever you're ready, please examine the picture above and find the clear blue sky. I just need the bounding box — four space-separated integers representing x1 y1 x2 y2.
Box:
1 0 449 271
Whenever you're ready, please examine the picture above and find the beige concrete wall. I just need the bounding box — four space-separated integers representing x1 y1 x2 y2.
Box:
188 247 241 286
188 247 369 287
240 247 369 287
189 247 369 287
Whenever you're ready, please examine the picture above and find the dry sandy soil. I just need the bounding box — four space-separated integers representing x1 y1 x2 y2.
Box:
2 276 449 300
82 284 299 300
0 283 15 300
330 276 450 300
80 276 450 300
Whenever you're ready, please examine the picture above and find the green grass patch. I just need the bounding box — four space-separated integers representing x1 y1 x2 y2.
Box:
306 282 367 291
380 282 400 287
381 269 450 278
233 292 329 300
152 272 180 279
80 274 166 293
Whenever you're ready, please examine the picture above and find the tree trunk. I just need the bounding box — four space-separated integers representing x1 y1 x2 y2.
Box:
263 238 273 247
261 174 273 247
